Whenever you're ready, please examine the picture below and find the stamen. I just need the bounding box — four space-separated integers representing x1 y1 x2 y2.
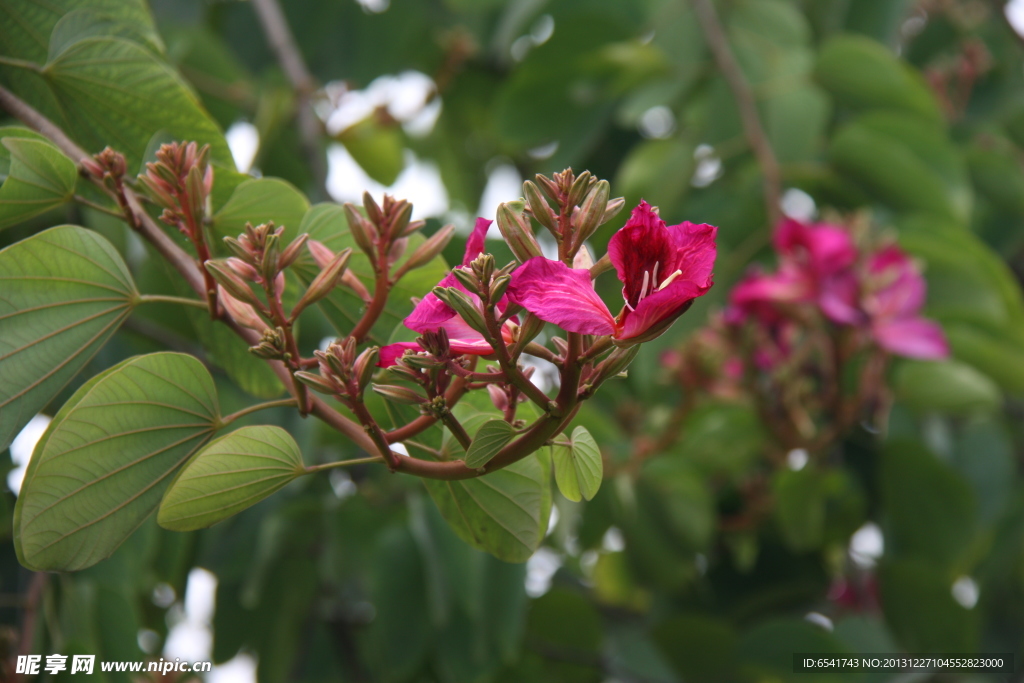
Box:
638 270 650 302
652 262 660 289
657 269 684 291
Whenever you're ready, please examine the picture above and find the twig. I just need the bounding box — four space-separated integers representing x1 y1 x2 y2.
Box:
250 0 328 200
691 0 782 226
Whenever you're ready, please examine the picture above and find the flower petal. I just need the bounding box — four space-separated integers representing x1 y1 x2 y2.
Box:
404 272 459 331
872 318 949 359
378 342 422 367
463 217 492 266
666 220 718 290
608 200 673 307
615 278 701 341
509 257 616 335
818 272 862 325
774 218 856 275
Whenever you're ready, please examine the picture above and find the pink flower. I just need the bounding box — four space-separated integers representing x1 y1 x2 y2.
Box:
379 218 510 367
508 201 717 344
730 218 860 325
863 246 948 359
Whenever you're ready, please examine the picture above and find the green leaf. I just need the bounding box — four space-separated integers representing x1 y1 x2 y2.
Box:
40 37 230 170
48 7 164 61
212 178 310 240
292 203 450 342
879 559 978 652
158 425 305 531
815 34 942 124
0 126 50 179
464 419 516 469
894 359 1001 415
772 466 826 551
551 425 603 502
336 116 405 186
14 352 219 571
0 225 136 451
422 451 551 563
881 439 976 570
0 138 77 229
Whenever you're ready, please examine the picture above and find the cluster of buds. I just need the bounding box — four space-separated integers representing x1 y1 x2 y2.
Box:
137 142 214 235
81 147 128 190
342 193 453 280
207 222 351 338
295 338 378 404
496 169 624 264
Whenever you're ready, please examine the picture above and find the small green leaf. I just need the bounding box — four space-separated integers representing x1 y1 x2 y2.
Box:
158 425 304 531
0 127 50 179
0 138 78 229
894 359 1000 415
213 177 310 240
551 426 603 502
0 225 136 450
336 116 405 186
14 352 219 571
48 7 164 61
464 419 516 469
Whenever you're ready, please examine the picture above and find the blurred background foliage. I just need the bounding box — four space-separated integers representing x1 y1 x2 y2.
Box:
4 0 1024 681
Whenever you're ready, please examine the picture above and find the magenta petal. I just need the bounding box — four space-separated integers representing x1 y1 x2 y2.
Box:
463 217 492 266
378 342 422 367
448 338 495 356
774 218 856 274
509 257 616 335
818 272 862 325
616 278 701 340
405 272 459 331
731 267 813 307
873 318 949 359
666 220 718 290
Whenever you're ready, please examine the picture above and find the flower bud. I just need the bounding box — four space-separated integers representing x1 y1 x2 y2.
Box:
567 170 593 207
278 234 309 270
592 345 641 386
487 384 510 412
186 164 207 224
387 237 408 266
433 287 487 334
452 267 482 296
387 200 413 240
573 246 594 270
576 179 610 243
602 197 625 225
401 224 454 273
223 236 254 262
249 327 287 360
372 383 426 405
206 260 261 306
517 313 546 346
295 371 341 395
344 203 378 258
219 288 267 331
261 233 281 282
307 239 335 270
341 270 373 303
292 248 353 319
226 257 260 282
401 219 427 237
353 347 380 395
496 203 542 263
523 180 558 235
489 274 511 303
534 173 560 203
362 191 384 228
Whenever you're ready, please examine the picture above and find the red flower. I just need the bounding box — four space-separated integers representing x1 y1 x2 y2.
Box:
508 201 717 344
863 246 948 359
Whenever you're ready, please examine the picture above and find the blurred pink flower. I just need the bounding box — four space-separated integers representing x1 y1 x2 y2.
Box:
863 245 948 359
508 201 717 344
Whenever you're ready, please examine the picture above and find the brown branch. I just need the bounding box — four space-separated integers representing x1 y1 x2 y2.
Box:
14 573 46 683
250 0 328 200
691 0 782 226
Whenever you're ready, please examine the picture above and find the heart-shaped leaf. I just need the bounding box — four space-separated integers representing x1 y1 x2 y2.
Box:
464 419 516 469
0 138 78 230
158 425 305 531
0 225 137 450
14 352 219 571
41 37 231 169
551 425 603 502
